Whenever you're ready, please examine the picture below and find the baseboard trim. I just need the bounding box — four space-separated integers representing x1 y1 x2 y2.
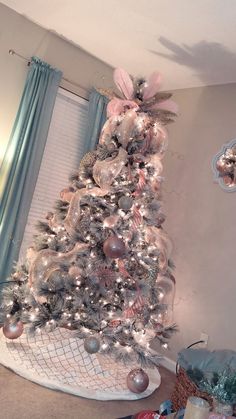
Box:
159 356 177 374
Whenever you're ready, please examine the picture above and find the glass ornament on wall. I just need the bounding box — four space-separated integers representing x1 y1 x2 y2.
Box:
212 139 236 192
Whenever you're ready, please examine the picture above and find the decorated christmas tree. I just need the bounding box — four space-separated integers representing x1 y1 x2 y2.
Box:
0 68 178 396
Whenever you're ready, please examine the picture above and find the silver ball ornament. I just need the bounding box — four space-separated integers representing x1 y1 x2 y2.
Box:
3 321 24 340
84 336 100 354
118 196 133 211
126 368 149 393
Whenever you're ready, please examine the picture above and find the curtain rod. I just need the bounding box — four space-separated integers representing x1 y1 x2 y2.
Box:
8 49 89 99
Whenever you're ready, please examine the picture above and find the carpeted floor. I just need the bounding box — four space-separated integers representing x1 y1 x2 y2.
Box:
0 364 175 419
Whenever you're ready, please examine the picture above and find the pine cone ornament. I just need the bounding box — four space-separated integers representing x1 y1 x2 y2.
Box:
78 151 97 180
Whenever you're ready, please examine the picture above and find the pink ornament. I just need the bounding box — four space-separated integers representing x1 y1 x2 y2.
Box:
103 235 126 259
126 368 149 393
3 321 24 339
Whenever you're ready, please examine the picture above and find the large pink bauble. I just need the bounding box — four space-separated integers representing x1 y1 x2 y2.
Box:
103 235 126 259
126 368 149 393
3 321 24 339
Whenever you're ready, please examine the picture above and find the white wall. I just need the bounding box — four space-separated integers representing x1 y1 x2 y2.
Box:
161 83 236 360
0 3 114 163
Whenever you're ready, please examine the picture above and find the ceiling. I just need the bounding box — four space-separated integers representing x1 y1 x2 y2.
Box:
2 0 236 90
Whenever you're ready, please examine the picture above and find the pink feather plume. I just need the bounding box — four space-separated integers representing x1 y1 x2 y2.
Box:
155 99 179 114
113 68 134 100
143 71 162 100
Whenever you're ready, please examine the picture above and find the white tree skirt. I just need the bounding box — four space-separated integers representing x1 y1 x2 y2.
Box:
0 328 161 400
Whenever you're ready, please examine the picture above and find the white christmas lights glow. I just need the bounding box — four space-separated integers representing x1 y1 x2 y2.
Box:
101 343 108 350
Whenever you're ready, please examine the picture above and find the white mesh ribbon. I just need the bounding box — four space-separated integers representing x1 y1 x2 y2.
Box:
0 328 161 400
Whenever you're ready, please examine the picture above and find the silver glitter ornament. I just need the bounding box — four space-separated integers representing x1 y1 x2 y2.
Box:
84 336 100 354
126 368 149 393
118 196 133 211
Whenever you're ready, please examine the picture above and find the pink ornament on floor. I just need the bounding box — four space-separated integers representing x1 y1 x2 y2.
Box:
3 321 24 339
127 368 149 393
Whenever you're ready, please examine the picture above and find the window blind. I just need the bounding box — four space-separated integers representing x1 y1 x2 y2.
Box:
19 88 88 259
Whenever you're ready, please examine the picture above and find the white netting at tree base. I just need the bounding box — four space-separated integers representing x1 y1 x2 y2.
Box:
0 328 161 400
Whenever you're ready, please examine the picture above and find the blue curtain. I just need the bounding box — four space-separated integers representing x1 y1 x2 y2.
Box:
0 57 62 282
84 88 108 154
